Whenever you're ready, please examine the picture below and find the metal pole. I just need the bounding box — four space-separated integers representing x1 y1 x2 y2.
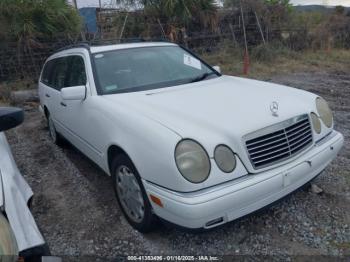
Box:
119 13 129 40
157 19 166 39
240 0 249 75
254 11 266 45
72 0 78 9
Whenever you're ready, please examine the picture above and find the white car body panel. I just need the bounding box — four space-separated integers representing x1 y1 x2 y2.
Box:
38 42 344 228
145 131 344 228
0 165 3 208
103 75 327 173
0 133 45 251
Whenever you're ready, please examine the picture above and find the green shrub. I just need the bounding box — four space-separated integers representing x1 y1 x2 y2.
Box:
251 42 297 62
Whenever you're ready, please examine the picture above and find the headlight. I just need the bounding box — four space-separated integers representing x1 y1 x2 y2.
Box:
214 145 236 173
316 97 333 128
175 139 210 183
0 214 18 257
310 112 321 134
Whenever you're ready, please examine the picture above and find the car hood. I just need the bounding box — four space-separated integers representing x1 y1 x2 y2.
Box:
104 76 317 169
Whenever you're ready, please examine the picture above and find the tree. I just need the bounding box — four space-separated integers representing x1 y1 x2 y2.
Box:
334 5 345 15
117 0 218 34
0 0 82 48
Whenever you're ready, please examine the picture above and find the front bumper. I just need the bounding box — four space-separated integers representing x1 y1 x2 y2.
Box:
143 131 344 229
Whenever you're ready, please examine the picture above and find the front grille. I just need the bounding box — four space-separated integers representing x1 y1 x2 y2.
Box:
245 115 313 169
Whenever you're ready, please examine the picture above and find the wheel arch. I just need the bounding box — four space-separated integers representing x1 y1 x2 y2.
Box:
43 105 49 119
107 144 132 175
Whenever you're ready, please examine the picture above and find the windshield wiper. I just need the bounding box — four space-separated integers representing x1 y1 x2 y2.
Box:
190 72 216 83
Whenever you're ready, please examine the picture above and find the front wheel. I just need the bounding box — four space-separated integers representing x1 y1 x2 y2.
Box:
111 154 156 233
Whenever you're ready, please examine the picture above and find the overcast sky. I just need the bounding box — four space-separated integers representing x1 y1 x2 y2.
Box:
74 0 350 8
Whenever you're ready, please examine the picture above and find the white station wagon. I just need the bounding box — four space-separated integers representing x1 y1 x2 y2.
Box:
38 42 344 232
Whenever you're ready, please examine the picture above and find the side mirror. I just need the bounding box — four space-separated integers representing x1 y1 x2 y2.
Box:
213 65 221 74
0 107 24 132
61 86 86 101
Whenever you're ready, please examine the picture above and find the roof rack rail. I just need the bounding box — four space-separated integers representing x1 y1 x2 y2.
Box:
89 37 172 45
56 42 91 52
55 37 172 52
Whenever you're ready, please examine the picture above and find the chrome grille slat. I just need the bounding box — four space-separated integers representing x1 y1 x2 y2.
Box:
288 128 312 144
290 138 312 154
245 115 313 169
250 142 289 156
246 136 288 151
286 123 310 136
285 119 309 133
251 145 290 160
289 134 312 149
246 131 285 147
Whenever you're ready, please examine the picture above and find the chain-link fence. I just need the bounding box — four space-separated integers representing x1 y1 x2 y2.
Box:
1 7 349 97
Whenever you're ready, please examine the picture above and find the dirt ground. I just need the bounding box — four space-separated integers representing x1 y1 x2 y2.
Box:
6 70 350 260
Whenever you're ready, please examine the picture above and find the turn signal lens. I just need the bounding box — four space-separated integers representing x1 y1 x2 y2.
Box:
150 195 163 207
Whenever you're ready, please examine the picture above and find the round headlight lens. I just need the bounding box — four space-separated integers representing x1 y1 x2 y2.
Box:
175 139 210 183
310 112 321 134
0 214 18 257
316 97 333 128
214 145 236 173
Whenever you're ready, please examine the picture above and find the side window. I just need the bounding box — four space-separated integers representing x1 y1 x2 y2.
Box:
66 56 87 87
50 57 69 91
41 60 54 85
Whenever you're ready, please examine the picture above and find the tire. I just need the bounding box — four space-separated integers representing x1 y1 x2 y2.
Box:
46 112 62 146
111 154 155 233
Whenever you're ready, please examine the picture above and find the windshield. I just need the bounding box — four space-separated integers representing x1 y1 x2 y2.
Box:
92 46 219 94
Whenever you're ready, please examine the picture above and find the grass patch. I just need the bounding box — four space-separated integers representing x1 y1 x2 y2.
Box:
0 78 37 103
200 44 350 80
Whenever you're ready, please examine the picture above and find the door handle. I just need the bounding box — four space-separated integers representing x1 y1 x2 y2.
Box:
45 94 50 98
60 102 67 107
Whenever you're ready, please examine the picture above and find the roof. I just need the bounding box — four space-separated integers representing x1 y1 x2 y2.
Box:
48 42 177 61
89 42 177 53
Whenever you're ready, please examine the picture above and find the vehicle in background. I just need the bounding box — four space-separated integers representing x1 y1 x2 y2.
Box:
0 107 53 261
38 42 343 232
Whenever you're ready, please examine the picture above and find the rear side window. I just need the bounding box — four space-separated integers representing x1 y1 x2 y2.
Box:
41 60 55 85
66 56 87 87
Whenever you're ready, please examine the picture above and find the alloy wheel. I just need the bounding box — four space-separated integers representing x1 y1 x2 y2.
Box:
115 165 145 223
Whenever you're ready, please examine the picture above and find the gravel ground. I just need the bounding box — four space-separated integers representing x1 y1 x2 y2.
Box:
6 70 350 259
